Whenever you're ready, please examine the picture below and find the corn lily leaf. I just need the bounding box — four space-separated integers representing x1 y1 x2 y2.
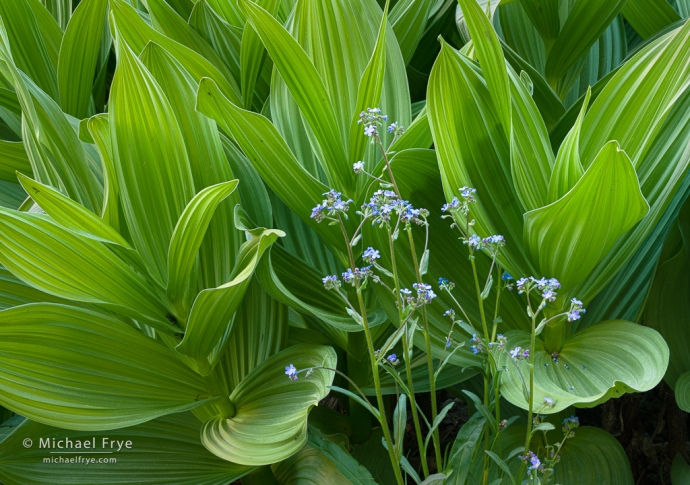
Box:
389 0 434 65
271 444 356 485
524 141 649 291
0 208 176 331
0 304 215 430
57 0 108 119
672 454 690 485
623 0 681 39
167 181 239 319
109 0 241 105
201 344 336 466
0 413 252 484
109 38 196 287
0 265 67 310
498 321 668 413
0 141 31 183
517 0 560 46
26 0 63 66
0 0 57 101
176 226 284 366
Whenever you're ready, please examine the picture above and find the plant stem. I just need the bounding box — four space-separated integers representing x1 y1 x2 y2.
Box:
518 312 538 483
406 229 443 469
339 218 405 485
388 229 430 478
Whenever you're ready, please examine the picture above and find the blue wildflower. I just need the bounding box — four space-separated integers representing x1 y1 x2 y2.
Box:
353 161 365 174
285 364 298 381
363 247 380 264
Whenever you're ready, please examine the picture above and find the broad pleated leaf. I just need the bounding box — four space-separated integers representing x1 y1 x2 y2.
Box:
498 321 668 412
239 0 350 194
0 413 252 485
672 453 690 485
675 372 690 412
0 304 213 430
109 38 196 287
305 433 377 485
176 228 284 365
623 0 682 39
26 0 63 67
82 114 119 229
517 0 560 46
201 344 336 466
0 141 31 182
0 0 58 100
547 88 589 202
271 444 353 485
0 208 175 331
109 0 241 105
57 0 108 118
389 0 434 64
0 266 66 310
167 181 239 318
524 141 649 291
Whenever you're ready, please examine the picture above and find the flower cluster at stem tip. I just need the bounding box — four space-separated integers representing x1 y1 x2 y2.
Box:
359 189 428 228
358 107 404 138
519 450 543 472
311 190 352 223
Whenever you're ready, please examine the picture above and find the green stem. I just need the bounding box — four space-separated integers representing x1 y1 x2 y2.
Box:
389 230 430 478
518 312 538 483
406 230 443 469
339 218 404 485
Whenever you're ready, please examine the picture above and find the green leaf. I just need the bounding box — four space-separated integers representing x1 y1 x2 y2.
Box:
57 0 108 118
0 0 58 100
0 208 176 332
201 344 336 466
195 77 347 253
348 0 389 169
389 0 434 64
0 265 67 311
544 0 628 84
82 114 119 229
16 173 129 248
26 0 63 67
517 0 560 45
524 141 649 291
672 453 690 485
547 88 589 202
306 433 378 485
0 413 252 484
623 0 682 39
0 304 213 430
393 393 406 459
167 181 239 318
675 371 690 412
428 41 535 277
140 43 242 289
445 412 485 485
0 141 31 183
220 278 288 391
176 227 283 365
240 0 280 109
109 38 196 287
271 444 354 484
239 0 351 194
110 0 241 105
498 321 669 412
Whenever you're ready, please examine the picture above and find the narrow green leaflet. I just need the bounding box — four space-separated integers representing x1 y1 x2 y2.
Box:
167 181 239 319
109 38 196 287
0 304 213 430
272 445 354 485
623 0 682 39
239 0 351 194
0 141 31 182
547 88 589 202
176 228 284 365
0 0 58 101
498 321 668 413
201 344 336 466
57 0 108 119
0 413 252 485
524 141 649 291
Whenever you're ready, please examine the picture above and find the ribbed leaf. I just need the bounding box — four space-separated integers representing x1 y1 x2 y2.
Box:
524 141 649 291
547 88 589 202
0 265 66 310
239 0 350 193
0 413 252 485
623 0 682 39
201 344 336 466
306 433 377 485
498 321 668 412
82 114 119 229
109 38 196 287
672 453 690 484
0 141 31 183
0 304 212 430
0 0 58 100
167 181 239 318
544 0 627 84
389 0 434 64
57 0 108 118
140 43 241 289
518 0 560 45
176 228 284 365
271 444 353 484
26 0 62 68
109 0 241 105
0 208 176 331
675 372 690 412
